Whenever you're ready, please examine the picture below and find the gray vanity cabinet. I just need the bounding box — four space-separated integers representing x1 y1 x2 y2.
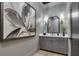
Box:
56 38 68 54
39 36 68 55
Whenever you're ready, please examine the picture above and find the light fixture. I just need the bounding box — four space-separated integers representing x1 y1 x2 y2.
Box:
60 14 64 20
44 16 48 24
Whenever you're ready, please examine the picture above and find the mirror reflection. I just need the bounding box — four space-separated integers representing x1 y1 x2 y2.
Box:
47 16 60 33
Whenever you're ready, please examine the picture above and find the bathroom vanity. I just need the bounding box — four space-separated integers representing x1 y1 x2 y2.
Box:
39 34 70 55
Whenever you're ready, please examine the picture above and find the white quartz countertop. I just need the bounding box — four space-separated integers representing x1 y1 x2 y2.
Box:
39 33 70 38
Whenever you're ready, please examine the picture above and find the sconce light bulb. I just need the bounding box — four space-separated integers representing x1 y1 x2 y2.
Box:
44 16 48 23
60 14 65 23
60 14 64 20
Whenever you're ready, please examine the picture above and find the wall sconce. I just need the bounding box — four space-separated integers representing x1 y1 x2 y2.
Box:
60 13 66 36
43 16 48 34
60 14 65 22
44 16 48 24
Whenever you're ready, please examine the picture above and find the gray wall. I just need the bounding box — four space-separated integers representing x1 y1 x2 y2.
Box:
0 2 44 56
43 2 71 36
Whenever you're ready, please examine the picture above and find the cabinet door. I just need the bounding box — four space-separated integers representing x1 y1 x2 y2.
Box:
49 38 68 54
48 37 59 52
71 39 79 56
56 38 68 54
39 37 54 50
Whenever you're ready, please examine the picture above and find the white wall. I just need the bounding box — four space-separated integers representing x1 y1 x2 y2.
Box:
0 2 44 56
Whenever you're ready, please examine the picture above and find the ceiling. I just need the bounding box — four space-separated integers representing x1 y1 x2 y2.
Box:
42 2 51 5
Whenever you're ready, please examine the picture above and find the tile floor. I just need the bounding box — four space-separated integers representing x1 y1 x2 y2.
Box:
33 50 64 56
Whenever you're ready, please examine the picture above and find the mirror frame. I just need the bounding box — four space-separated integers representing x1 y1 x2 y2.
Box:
47 16 60 33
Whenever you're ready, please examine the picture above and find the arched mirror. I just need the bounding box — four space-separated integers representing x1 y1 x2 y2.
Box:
47 16 60 33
